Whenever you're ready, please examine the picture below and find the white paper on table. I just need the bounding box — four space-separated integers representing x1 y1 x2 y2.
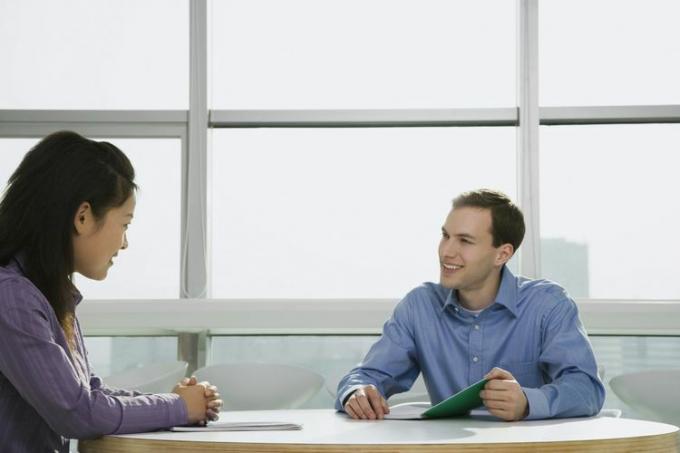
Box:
170 421 303 432
383 402 431 420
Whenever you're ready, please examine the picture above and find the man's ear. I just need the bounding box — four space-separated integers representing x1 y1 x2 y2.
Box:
73 202 93 235
495 243 514 266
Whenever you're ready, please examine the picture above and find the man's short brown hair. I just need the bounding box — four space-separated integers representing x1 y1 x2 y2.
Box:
452 189 525 253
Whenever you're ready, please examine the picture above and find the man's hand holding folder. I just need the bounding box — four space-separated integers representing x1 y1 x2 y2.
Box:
344 367 528 421
479 367 529 421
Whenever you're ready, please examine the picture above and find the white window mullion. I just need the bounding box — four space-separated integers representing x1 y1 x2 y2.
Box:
183 0 209 299
517 0 541 279
179 0 210 374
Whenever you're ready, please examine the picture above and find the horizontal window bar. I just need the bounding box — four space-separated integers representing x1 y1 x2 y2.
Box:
4 107 680 130
0 110 188 123
210 109 518 127
75 299 680 336
0 110 189 138
541 105 680 125
0 123 187 139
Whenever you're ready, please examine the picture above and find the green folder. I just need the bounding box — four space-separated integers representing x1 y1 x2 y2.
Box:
422 378 488 418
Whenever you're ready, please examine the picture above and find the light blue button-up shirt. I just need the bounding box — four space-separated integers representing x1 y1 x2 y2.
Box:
336 267 605 419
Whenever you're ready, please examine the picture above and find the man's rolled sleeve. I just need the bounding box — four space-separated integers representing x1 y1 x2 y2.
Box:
336 385 366 412
334 296 418 412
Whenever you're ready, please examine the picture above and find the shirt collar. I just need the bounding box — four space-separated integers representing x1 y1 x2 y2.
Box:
440 265 519 317
71 286 83 306
494 266 519 317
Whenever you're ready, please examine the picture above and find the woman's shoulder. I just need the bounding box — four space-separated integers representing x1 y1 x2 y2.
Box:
0 264 50 312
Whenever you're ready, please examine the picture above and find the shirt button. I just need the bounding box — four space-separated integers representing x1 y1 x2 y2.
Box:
474 324 480 330
472 356 479 363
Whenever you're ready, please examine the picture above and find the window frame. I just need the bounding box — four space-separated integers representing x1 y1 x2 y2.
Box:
1 0 679 370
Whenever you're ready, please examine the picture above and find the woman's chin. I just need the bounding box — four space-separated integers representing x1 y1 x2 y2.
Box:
79 270 108 281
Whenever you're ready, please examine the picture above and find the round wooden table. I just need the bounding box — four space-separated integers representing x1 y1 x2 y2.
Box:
79 409 679 452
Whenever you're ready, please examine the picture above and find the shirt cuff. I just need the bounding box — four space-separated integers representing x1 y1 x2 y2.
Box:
165 393 189 427
336 385 366 412
522 387 550 420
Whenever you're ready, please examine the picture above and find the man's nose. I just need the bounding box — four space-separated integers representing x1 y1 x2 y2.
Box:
441 239 458 257
121 232 128 250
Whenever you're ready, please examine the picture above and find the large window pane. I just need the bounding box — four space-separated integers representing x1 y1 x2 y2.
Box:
0 139 32 188
0 0 189 109
211 127 516 298
540 0 680 106
210 0 516 109
540 124 680 299
0 137 181 298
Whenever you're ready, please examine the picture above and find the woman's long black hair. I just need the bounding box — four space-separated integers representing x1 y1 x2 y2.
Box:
0 131 137 347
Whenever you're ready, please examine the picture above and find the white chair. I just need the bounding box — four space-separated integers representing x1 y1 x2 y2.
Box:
103 361 188 394
194 363 324 410
325 370 353 399
598 364 606 381
598 408 622 418
326 372 430 404
610 369 680 426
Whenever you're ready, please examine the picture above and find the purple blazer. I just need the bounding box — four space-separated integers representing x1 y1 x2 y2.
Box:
0 256 187 452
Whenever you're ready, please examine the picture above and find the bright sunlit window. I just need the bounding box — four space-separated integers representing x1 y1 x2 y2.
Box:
0 0 189 109
540 0 680 106
209 0 516 109
210 127 516 298
540 124 680 299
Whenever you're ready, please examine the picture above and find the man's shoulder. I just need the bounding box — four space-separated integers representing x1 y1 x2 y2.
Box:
389 282 448 325
516 276 572 308
401 282 449 308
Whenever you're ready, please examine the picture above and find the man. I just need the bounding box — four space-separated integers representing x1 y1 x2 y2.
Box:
336 189 604 421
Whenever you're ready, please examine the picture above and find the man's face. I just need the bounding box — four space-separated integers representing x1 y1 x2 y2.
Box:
438 207 506 291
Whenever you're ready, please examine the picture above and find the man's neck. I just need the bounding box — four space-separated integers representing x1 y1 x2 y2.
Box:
457 269 503 311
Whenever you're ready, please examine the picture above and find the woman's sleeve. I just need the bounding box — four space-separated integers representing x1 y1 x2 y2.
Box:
0 279 188 439
89 373 145 397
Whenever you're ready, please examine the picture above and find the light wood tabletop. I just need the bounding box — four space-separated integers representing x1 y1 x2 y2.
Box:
79 409 680 453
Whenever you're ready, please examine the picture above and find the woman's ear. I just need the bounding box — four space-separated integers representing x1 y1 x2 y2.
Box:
73 202 93 235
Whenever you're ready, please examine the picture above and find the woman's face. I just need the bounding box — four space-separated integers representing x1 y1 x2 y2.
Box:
72 194 136 281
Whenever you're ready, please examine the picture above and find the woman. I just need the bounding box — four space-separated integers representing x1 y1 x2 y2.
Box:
0 131 222 452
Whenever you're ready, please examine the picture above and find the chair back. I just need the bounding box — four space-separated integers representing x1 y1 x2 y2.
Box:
194 362 324 410
610 369 680 426
104 361 188 393
387 374 430 405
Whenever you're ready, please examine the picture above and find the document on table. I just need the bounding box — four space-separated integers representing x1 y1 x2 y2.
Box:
384 378 488 420
171 421 303 432
385 402 432 419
